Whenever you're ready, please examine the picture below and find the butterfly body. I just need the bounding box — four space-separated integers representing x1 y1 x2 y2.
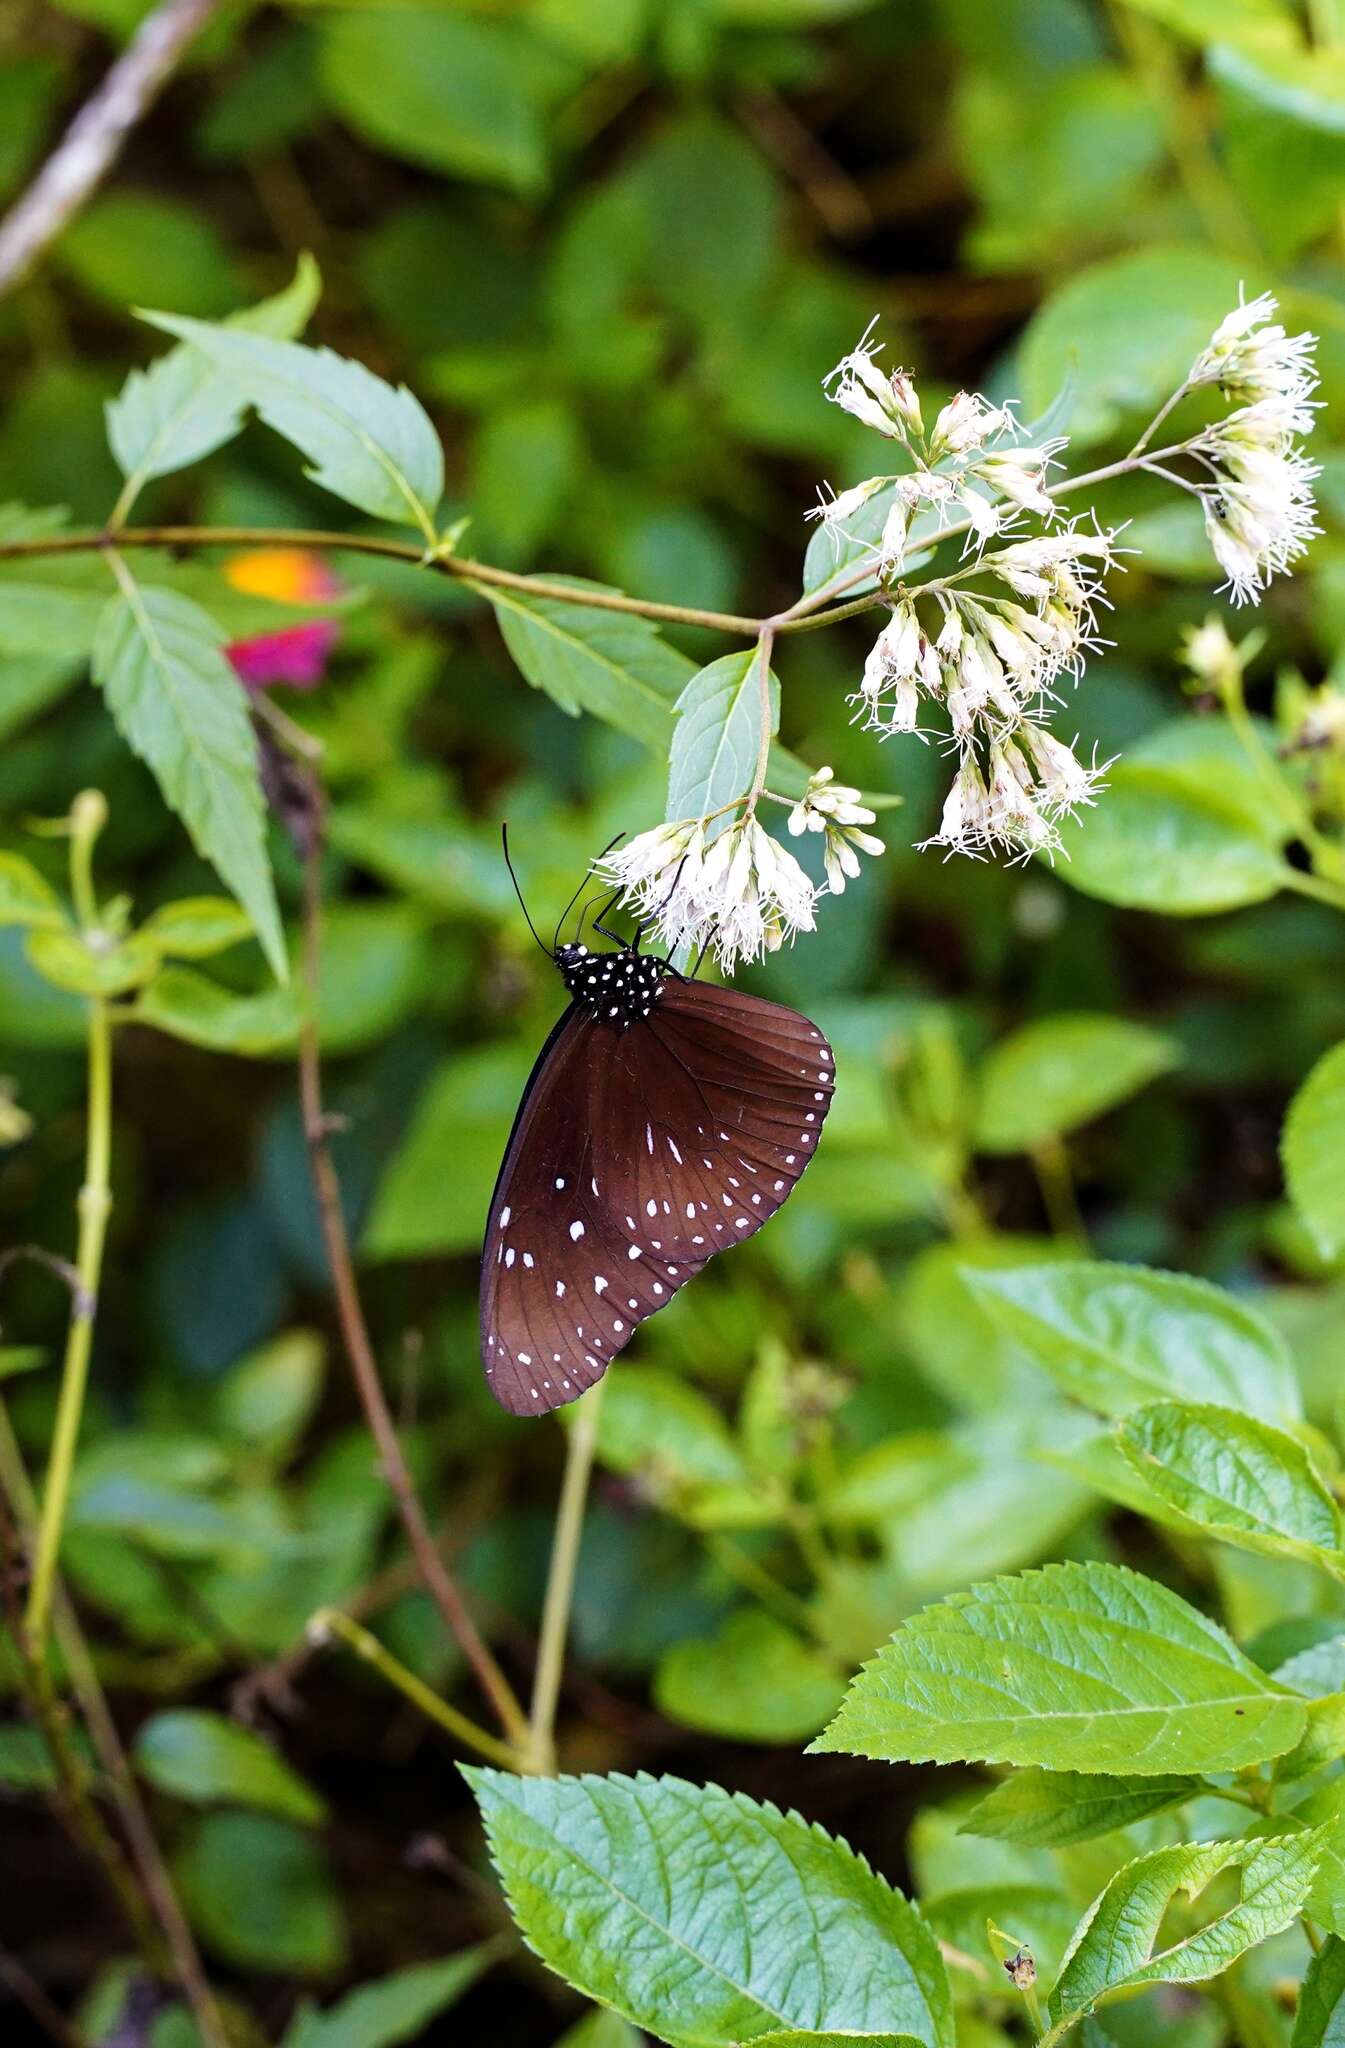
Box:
481 939 834 1416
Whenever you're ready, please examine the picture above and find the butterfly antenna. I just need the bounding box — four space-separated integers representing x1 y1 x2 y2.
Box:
500 823 552 958
553 831 626 950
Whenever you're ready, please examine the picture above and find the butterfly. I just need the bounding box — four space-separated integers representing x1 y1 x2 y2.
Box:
480 848 836 1416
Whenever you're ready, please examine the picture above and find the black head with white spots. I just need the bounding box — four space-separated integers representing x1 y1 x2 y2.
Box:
555 942 667 1030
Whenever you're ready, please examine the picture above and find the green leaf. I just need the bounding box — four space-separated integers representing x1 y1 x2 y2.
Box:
1018 244 1249 446
967 1261 1300 1423
91 574 285 981
320 9 548 195
1118 1400 1341 1565
654 1609 846 1743
0 1347 47 1382
107 254 320 503
131 967 301 1053
595 1367 749 1498
1284 1041 1345 1261
752 2037 923 2047
551 2017 644 2048
139 314 443 539
26 926 161 997
0 852 66 930
475 581 694 749
212 1330 324 1460
1293 1935 1345 2048
959 1768 1200 1848
135 1709 326 1825
1047 1832 1323 2032
0 650 83 742
141 896 256 960
973 1014 1178 1154
281 1946 501 2048
1112 0 1295 44
365 1044 535 1258
175 1811 344 1975
465 1769 954 2048
810 1560 1306 1774
1054 762 1291 914
666 650 778 830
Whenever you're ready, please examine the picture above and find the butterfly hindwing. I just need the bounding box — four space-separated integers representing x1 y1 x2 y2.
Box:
480 973 835 1416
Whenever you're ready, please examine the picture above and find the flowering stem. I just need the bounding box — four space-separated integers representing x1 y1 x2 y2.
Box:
1032 1138 1088 1248
528 1375 606 1775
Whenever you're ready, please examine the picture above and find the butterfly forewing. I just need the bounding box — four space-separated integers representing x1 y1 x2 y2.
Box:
480 973 834 1416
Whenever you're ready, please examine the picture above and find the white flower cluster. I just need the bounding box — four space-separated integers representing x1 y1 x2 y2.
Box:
787 767 885 893
1186 293 1320 605
815 319 1064 570
596 815 819 975
854 522 1117 858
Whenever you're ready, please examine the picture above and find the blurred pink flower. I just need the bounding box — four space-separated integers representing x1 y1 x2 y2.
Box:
223 548 343 693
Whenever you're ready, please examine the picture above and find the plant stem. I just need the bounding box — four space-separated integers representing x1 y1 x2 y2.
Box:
308 1608 522 1771
25 994 112 1653
1032 1137 1088 1247
0 525 764 637
0 433 1196 649
296 827 530 1751
529 1376 606 1775
748 626 777 807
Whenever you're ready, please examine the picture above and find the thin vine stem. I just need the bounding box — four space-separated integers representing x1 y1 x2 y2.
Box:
296 823 531 1752
25 988 112 1652
529 1375 607 1775
308 1608 522 1771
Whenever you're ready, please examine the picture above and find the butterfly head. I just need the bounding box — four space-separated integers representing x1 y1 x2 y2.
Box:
555 942 667 1029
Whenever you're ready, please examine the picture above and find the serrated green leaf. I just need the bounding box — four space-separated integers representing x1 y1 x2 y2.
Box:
959 1769 1199 1848
666 650 779 830
141 896 256 960
753 2036 923 2046
90 574 285 981
135 1709 326 1825
1284 1042 1345 1262
973 1014 1178 1154
107 255 321 506
1293 1935 1345 2047
26 926 161 997
1117 1400 1341 1565
654 1609 846 1743
131 967 300 1054
465 1769 954 2048
1047 1831 1323 2032
0 851 66 930
967 1261 1300 1423
139 314 443 538
280 1945 501 2048
475 580 694 748
810 1560 1306 1775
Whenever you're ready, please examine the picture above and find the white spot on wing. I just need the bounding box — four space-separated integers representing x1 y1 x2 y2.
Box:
569 1221 585 1241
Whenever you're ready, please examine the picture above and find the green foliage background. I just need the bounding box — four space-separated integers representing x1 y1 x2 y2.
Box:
7 0 1345 2042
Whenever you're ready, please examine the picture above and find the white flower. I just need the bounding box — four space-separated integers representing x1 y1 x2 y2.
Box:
1190 291 1318 413
598 817 819 976
823 322 923 440
929 389 1014 460
973 442 1063 516
807 475 891 543
853 603 931 734
919 752 995 859
1179 612 1241 685
788 766 885 894
1020 723 1108 815
1200 462 1319 605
